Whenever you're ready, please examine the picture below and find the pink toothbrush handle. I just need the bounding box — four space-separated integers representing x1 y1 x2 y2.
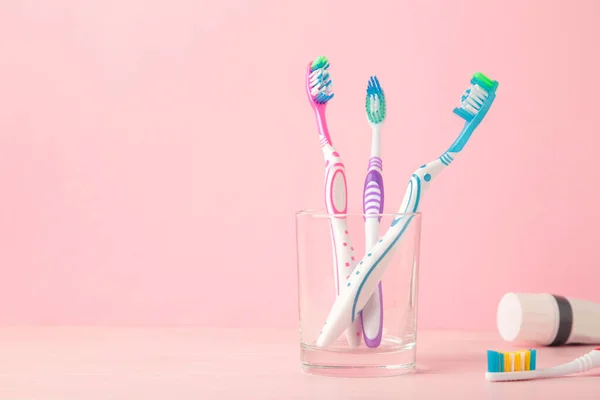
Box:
324 157 352 292
308 66 361 346
324 152 362 347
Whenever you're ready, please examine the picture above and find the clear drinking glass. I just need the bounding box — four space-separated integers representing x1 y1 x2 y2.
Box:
295 209 422 377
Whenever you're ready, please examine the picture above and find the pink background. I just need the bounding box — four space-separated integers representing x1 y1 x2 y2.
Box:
0 0 599 330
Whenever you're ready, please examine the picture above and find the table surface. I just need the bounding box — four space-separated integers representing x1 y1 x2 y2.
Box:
0 327 598 399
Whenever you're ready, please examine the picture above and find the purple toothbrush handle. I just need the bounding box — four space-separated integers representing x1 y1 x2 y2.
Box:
360 283 384 347
361 156 385 348
362 159 384 220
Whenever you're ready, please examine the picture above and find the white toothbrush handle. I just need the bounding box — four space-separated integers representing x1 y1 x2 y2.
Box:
486 349 600 382
329 218 362 347
317 222 401 348
360 217 384 346
323 146 361 348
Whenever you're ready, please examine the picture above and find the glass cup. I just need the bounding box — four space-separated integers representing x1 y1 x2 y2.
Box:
295 209 422 377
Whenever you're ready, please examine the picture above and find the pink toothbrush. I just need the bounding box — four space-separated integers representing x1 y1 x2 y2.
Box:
306 56 361 348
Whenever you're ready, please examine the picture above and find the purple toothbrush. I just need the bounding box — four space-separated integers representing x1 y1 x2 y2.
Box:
360 76 386 348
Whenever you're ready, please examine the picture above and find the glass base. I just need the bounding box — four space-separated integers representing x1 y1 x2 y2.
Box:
300 335 416 378
301 362 415 378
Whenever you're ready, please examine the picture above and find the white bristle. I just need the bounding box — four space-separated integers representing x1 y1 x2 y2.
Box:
473 84 488 97
464 104 479 115
370 95 380 113
465 96 480 108
461 84 488 116
521 352 526 371
510 353 515 372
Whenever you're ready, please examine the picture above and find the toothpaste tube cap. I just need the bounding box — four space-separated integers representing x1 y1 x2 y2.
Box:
497 292 571 346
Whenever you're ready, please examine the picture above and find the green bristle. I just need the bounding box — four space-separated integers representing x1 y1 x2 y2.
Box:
365 76 386 124
311 56 329 71
472 72 495 91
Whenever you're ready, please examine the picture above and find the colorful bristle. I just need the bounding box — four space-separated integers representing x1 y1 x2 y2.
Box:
308 56 334 104
453 72 497 122
310 56 329 72
487 350 537 373
365 76 386 124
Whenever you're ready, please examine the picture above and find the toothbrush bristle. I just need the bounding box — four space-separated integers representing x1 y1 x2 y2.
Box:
487 349 537 373
471 72 495 92
365 76 386 124
309 56 334 104
453 72 497 121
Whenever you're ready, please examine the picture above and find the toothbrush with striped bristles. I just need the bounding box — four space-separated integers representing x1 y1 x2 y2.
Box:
360 76 386 348
317 72 499 348
305 56 362 348
486 348 600 382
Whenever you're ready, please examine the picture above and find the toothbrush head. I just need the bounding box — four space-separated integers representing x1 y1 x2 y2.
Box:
453 72 498 122
365 76 386 125
487 349 537 373
447 72 498 153
306 56 334 105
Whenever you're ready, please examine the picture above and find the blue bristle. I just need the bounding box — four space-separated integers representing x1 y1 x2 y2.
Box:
367 76 383 96
530 349 536 370
487 350 499 373
499 352 505 372
374 76 382 90
315 93 334 104
315 62 329 73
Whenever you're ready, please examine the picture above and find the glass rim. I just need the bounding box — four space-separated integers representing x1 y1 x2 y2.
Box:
295 208 422 219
